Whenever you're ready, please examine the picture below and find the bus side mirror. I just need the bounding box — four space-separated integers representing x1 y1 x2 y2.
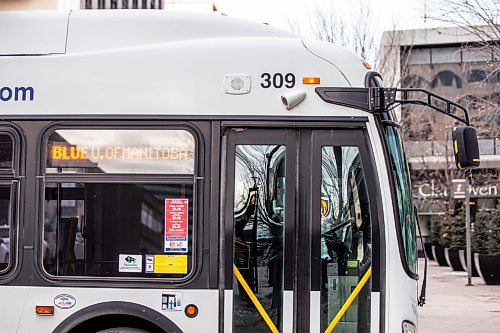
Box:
452 126 480 169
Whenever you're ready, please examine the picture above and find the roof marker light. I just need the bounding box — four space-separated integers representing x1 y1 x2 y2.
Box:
302 77 320 84
362 60 372 69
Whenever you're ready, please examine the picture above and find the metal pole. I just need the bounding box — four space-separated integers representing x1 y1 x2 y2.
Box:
465 181 472 286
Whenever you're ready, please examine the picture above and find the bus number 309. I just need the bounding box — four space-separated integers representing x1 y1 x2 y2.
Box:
260 72 295 88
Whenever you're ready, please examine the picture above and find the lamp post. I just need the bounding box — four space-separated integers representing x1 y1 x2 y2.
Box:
452 178 472 286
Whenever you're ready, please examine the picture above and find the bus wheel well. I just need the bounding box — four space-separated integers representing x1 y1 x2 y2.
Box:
67 314 163 333
52 301 183 333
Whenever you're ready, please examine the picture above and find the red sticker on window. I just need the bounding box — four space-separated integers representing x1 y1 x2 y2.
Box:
164 199 188 253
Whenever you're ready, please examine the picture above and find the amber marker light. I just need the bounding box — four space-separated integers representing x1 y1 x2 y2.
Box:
302 77 321 84
35 305 54 316
184 304 199 318
362 60 372 69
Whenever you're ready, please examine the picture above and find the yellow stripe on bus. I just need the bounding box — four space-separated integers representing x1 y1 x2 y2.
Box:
454 140 458 154
233 264 279 333
324 266 372 333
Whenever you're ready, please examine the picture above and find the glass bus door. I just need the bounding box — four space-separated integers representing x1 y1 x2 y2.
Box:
310 130 375 333
223 129 295 333
222 128 378 333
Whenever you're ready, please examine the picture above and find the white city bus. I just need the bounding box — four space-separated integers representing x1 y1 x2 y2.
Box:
0 10 479 333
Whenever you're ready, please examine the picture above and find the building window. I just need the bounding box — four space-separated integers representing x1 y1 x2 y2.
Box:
487 70 500 84
462 47 492 63
42 128 197 280
431 47 461 64
406 48 431 65
83 0 163 9
431 70 463 88
467 69 488 83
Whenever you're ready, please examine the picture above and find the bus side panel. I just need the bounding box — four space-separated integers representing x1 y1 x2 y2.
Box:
0 286 218 333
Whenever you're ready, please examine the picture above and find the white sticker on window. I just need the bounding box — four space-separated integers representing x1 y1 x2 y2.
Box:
145 254 154 273
119 254 142 273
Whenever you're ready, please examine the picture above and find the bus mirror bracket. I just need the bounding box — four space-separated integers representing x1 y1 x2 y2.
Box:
316 86 470 125
316 86 480 169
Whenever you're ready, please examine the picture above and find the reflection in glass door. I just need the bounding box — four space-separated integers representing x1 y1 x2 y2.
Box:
232 144 286 333
223 128 378 333
319 145 372 333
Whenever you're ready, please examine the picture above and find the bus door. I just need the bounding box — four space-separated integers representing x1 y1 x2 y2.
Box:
310 130 377 333
222 128 378 333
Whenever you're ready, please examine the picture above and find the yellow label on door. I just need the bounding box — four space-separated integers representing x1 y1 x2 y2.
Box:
154 255 188 274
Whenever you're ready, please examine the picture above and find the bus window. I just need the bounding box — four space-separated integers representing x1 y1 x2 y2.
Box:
320 146 371 332
0 186 12 272
42 128 197 280
0 134 13 170
232 145 285 332
43 183 193 278
385 127 417 275
0 133 14 273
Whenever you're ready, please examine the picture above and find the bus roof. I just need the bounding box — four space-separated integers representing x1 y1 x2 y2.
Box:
0 10 370 118
1 10 296 56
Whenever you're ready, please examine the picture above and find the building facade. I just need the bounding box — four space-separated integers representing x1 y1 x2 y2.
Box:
379 27 500 240
0 0 216 11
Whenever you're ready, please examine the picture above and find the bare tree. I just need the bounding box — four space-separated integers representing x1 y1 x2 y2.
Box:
352 5 375 60
432 0 500 140
286 0 376 62
377 29 416 87
403 1 500 213
433 0 499 55
306 1 349 45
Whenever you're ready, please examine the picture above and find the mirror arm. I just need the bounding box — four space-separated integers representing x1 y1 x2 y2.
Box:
315 87 470 126
391 88 469 126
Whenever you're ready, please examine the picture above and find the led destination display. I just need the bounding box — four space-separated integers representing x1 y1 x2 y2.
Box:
51 145 190 161
46 129 195 174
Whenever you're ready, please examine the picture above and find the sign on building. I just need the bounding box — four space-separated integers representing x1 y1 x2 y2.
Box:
452 179 468 199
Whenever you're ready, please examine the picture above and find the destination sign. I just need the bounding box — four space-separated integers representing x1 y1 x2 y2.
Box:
46 129 195 174
50 144 190 161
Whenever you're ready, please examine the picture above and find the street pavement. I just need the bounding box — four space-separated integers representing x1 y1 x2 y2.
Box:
418 258 500 332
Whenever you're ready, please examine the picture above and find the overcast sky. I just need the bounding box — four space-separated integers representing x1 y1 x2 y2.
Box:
217 0 427 29
215 0 439 50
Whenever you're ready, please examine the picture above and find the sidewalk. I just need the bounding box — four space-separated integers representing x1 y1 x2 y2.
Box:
418 258 500 333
